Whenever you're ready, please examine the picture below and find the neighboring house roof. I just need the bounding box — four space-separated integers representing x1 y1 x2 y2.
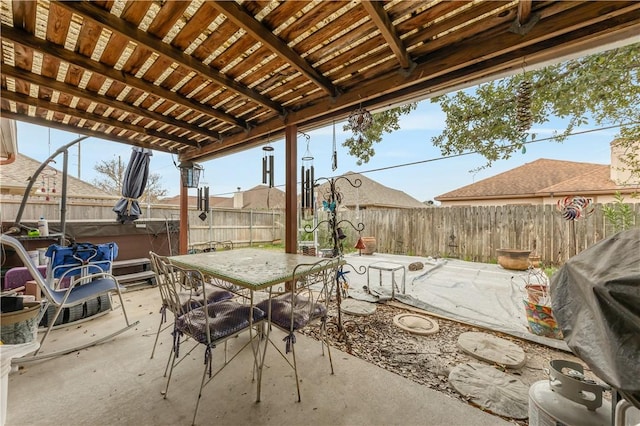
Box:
435 158 635 202
158 185 285 210
316 172 426 209
241 185 285 209
0 153 114 198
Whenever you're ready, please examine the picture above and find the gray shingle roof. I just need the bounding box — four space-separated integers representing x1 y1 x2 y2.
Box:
0 153 114 198
316 172 426 209
434 159 625 201
158 185 285 210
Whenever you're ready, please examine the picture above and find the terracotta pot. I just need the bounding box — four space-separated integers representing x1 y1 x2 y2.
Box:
361 236 377 255
496 248 531 270
528 255 541 268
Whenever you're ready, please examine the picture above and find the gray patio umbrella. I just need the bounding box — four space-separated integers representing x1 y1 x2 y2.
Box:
113 147 152 223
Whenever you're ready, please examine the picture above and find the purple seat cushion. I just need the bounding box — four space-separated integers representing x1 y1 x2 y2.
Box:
177 283 234 312
256 293 326 331
3 266 47 290
176 299 265 344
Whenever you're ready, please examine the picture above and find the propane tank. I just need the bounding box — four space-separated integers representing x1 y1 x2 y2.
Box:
529 360 611 426
37 217 49 236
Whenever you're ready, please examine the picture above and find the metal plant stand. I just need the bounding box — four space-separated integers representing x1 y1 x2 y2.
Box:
303 176 366 340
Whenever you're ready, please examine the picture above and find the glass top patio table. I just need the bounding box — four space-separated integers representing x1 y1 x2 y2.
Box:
169 248 342 290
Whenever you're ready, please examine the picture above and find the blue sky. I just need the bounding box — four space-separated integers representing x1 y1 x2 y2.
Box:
14 100 617 203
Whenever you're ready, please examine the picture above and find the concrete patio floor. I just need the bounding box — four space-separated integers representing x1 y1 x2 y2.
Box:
4 284 511 426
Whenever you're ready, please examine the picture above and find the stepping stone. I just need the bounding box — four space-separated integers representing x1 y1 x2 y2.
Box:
457 332 526 368
449 362 529 420
408 261 424 271
340 299 376 316
392 313 439 335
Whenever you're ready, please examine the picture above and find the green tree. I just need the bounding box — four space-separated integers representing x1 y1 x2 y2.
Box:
342 103 417 165
345 43 640 180
430 42 639 174
93 157 167 202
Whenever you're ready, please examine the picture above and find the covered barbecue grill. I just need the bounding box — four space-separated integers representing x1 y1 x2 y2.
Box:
551 228 640 414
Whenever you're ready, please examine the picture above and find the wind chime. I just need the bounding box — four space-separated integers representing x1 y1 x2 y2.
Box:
197 186 209 221
39 168 57 201
261 139 275 188
331 120 338 172
348 104 373 143
354 235 367 256
353 185 365 254
300 133 314 217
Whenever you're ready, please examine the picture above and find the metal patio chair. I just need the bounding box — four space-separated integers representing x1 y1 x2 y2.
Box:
148 251 235 361
152 255 266 425
257 258 338 402
1 234 139 361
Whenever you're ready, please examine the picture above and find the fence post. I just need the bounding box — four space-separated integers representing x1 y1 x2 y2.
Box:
208 207 213 243
249 210 253 247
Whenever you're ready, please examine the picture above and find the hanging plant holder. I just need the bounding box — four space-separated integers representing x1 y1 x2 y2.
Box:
515 78 533 135
348 106 373 134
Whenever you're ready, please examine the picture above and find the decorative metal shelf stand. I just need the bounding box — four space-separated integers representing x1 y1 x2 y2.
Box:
303 176 366 337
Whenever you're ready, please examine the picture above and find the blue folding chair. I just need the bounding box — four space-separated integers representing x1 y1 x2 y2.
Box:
1 234 139 361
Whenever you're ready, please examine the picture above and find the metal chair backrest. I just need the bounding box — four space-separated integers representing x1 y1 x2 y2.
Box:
150 252 205 316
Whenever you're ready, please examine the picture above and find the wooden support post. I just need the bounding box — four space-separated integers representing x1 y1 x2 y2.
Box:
285 124 298 254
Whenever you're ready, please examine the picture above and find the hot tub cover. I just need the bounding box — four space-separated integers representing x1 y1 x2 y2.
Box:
551 228 640 407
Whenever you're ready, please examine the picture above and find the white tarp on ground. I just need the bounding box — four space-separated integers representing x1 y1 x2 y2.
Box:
342 253 569 351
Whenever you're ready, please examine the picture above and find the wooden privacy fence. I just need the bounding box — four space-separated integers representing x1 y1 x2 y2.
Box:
0 198 284 248
339 203 639 266
187 208 283 247
4 198 638 264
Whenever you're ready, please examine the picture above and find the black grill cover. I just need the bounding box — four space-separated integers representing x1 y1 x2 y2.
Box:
551 228 640 408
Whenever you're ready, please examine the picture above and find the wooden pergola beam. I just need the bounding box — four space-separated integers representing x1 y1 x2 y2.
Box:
1 89 199 150
362 0 413 70
211 1 339 97
1 24 243 133
180 1 640 162
518 0 533 26
55 0 284 114
0 109 164 152
1 63 212 147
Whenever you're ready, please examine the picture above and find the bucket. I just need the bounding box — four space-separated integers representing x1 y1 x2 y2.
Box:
1 341 41 426
0 302 42 344
37 248 48 265
27 250 39 266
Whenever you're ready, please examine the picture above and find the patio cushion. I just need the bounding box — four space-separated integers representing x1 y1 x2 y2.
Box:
176 299 265 344
257 294 327 331
177 284 234 311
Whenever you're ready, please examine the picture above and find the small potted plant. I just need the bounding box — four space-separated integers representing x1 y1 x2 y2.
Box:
516 268 562 339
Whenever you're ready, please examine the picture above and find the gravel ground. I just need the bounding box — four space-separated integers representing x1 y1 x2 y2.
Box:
300 300 604 425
